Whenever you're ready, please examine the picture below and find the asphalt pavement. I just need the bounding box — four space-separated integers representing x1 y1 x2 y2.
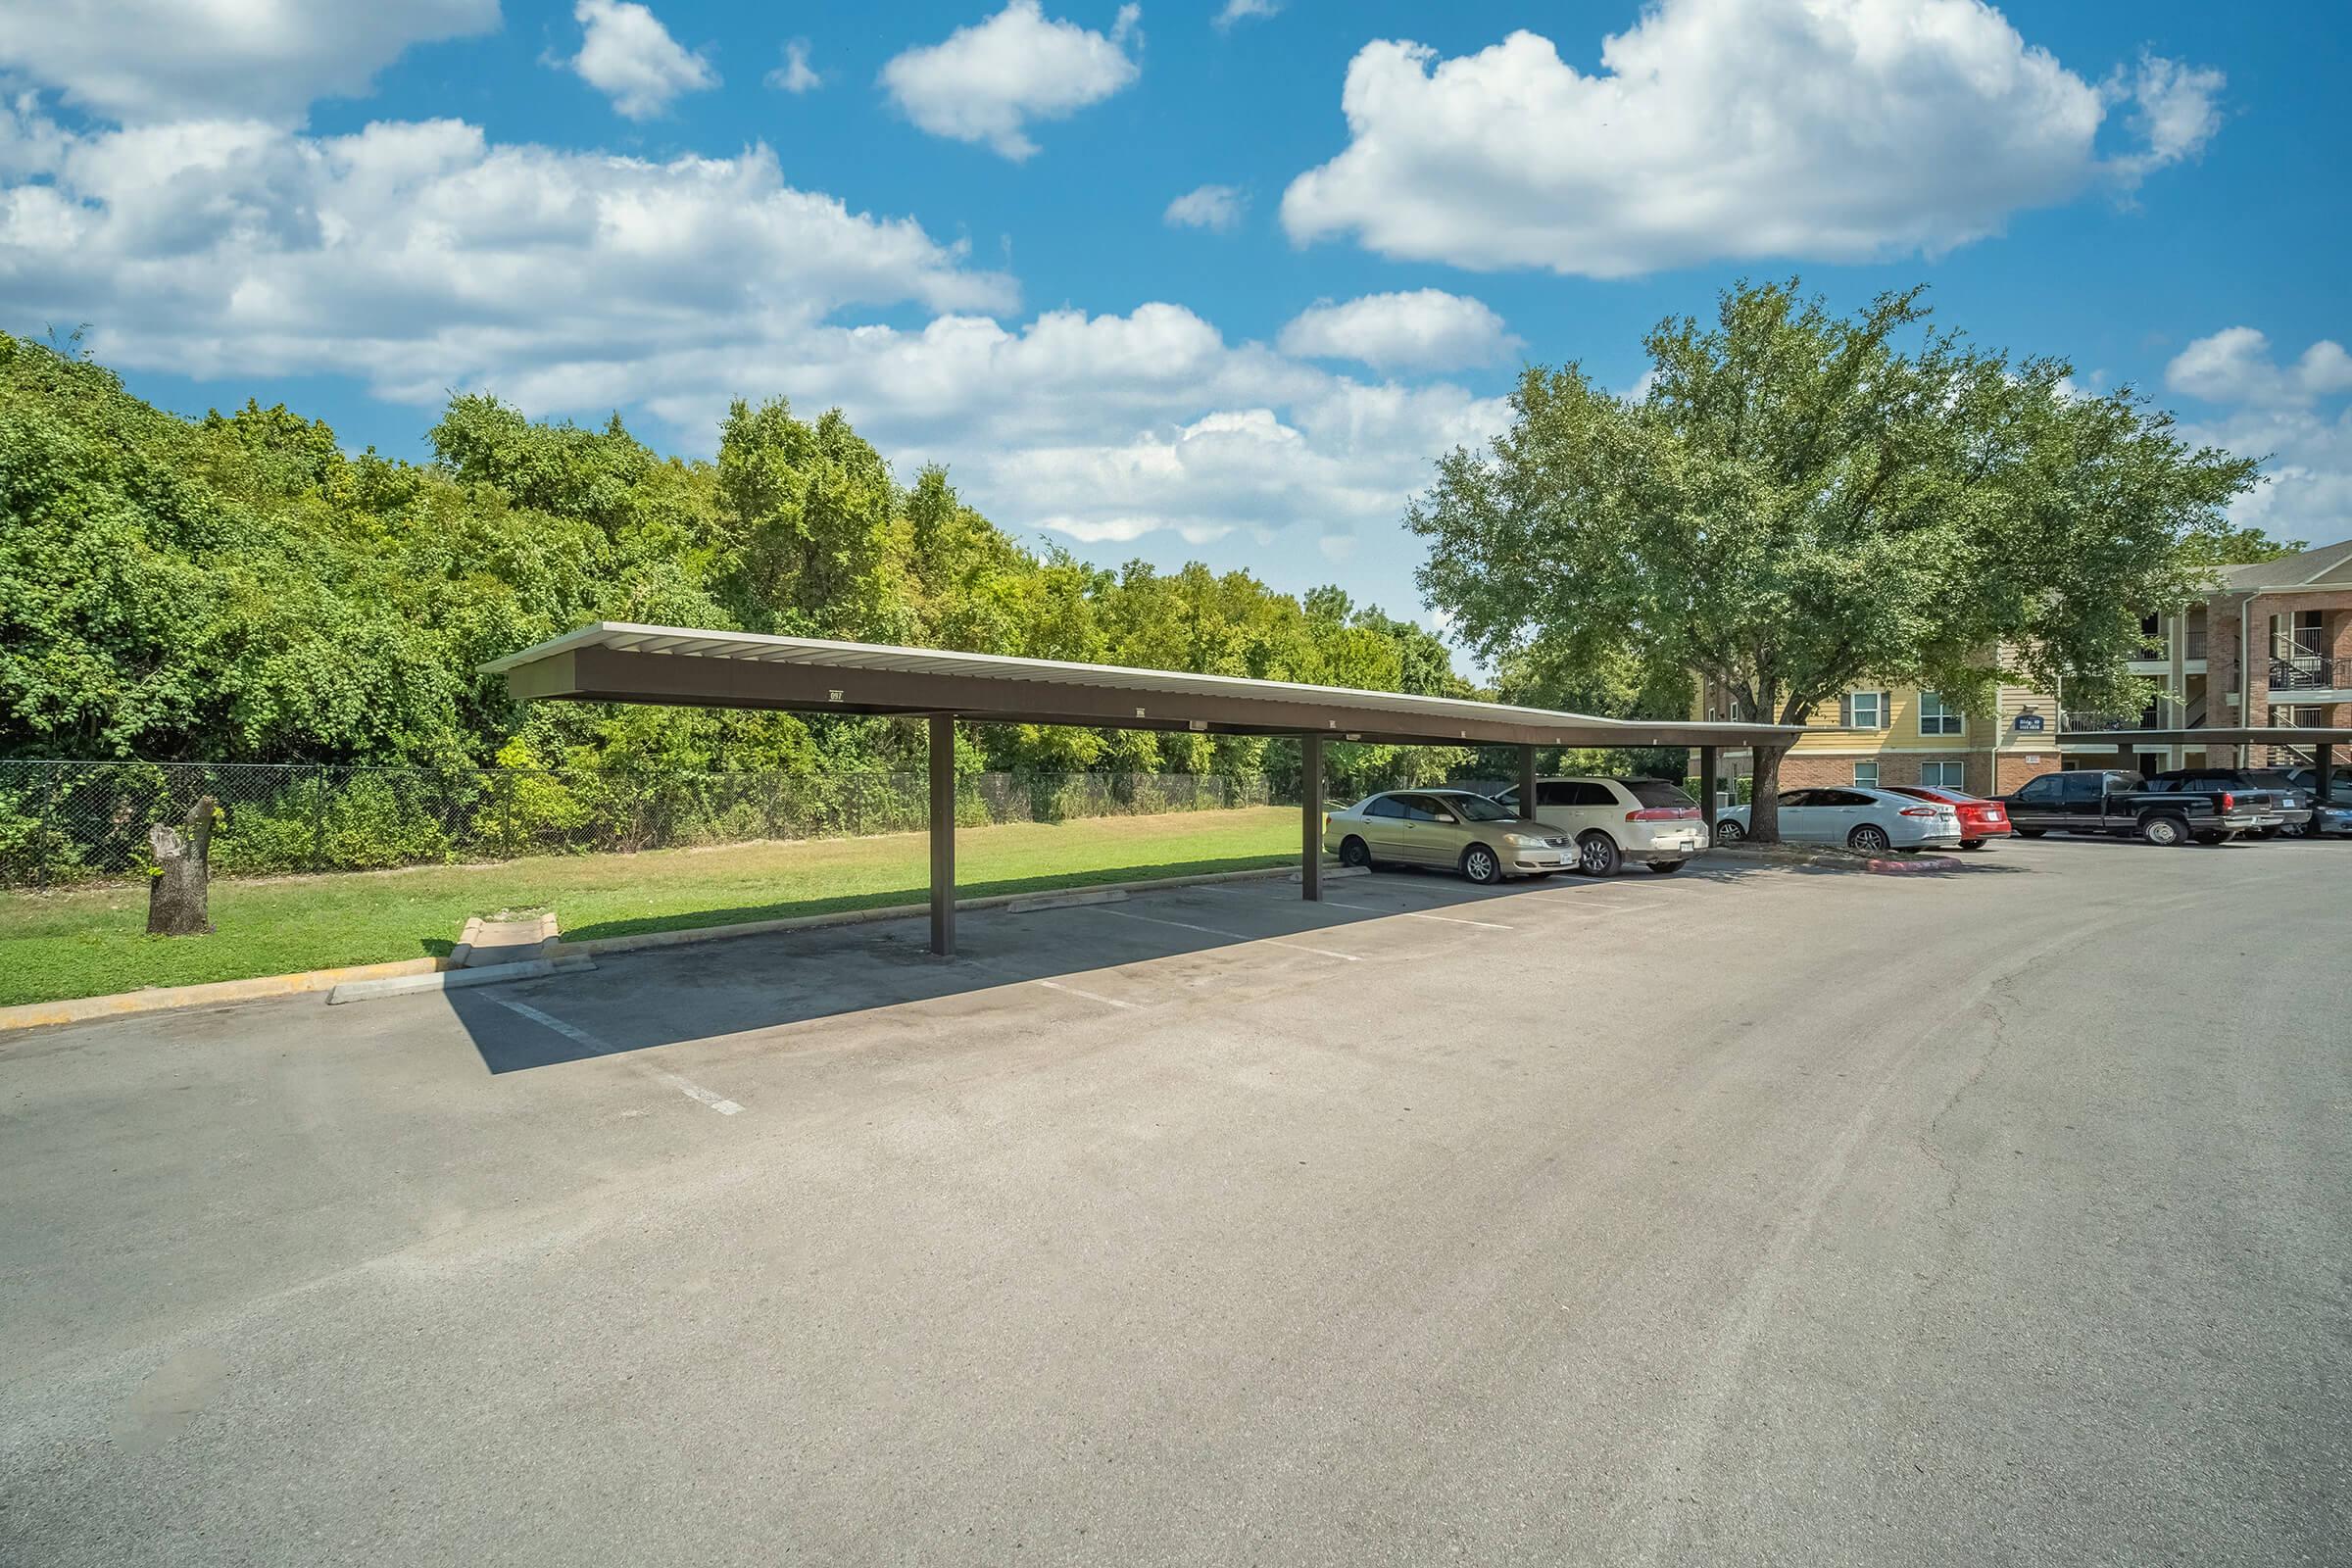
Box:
2 836 2346 1565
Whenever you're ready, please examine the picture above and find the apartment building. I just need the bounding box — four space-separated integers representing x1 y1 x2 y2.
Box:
2066 538 2352 772
1694 675 2063 797
1694 538 2352 796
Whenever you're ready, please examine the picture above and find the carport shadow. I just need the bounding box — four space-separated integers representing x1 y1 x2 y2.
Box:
437 851 1971 1073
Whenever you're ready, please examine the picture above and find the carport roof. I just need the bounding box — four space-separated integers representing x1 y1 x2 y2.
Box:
483 622 1800 749
2065 726 2352 747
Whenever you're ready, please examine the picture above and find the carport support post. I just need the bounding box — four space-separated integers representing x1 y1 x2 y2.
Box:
1300 732 1325 903
1518 746 1537 814
929 713 956 956
2319 742 2335 810
1698 746 1719 832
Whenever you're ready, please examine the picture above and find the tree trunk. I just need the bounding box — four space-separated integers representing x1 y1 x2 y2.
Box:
1748 746 1785 843
147 796 218 937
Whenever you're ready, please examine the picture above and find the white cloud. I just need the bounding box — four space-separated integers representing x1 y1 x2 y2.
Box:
567 0 716 120
0 100 1507 589
766 39 821 94
1214 0 1280 29
0 0 498 123
1277 289 1517 372
880 1 1142 161
1281 0 2221 277
0 104 1012 401
2166 328 2352 410
1163 183 1244 231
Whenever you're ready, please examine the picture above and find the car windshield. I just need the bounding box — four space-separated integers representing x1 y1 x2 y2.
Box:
1440 794 1515 821
1622 778 1694 808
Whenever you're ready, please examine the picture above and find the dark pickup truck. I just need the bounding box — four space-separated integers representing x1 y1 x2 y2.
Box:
1999 769 2280 846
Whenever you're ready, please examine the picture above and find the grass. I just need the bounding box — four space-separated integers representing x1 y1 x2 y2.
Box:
0 808 1302 1008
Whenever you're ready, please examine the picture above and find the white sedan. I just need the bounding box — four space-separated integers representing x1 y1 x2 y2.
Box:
1712 786 1963 853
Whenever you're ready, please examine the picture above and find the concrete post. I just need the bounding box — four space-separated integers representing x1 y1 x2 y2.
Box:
1698 746 1719 832
1300 732 1325 902
1517 745 1537 814
929 713 956 956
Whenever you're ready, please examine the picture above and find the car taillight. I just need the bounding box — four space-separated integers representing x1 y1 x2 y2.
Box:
1626 808 1699 821
1899 807 1939 816
2220 792 2233 810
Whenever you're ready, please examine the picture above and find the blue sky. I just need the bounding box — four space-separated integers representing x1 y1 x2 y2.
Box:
3 0 2347 640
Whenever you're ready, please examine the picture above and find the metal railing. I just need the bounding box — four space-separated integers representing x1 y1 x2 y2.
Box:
2060 710 2155 733
2269 656 2352 692
0 760 1286 888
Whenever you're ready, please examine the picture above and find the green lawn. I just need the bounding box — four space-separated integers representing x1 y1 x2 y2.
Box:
0 808 1303 1008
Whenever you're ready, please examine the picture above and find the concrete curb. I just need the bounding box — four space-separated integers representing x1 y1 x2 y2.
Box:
0 956 449 1035
550 862 1369 961
326 954 598 1005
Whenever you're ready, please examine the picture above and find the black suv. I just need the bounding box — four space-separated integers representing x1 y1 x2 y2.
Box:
2142 768 2313 838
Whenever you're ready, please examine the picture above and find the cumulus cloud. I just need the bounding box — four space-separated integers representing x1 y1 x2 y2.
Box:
0 0 499 123
880 1 1142 161
0 100 1504 582
1214 0 1280 29
766 39 821 94
2166 328 2352 410
567 0 716 120
1163 183 1244 231
1281 0 2222 276
1277 289 1517 372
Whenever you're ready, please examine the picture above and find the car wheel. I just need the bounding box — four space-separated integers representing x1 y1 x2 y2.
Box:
1460 844 1502 884
1714 819 1746 843
1847 823 1891 853
1338 835 1372 868
1959 838 1985 851
2141 814 2188 847
1646 859 1686 874
2013 827 2045 838
1576 832 1622 876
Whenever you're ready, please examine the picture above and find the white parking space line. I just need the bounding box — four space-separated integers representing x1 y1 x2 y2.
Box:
1301 896 1513 931
1097 906 1361 962
1035 979 1142 1010
488 997 745 1115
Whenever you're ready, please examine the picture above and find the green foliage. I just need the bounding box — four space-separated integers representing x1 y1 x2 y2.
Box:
1410 278 2268 837
0 334 1461 798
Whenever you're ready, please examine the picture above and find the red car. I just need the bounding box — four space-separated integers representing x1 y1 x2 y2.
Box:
1886 785 2011 849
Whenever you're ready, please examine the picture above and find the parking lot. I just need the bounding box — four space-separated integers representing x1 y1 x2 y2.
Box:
4 839 2348 1566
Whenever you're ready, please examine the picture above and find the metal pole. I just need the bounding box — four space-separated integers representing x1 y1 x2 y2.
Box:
1517 745 1537 814
2318 742 2335 815
1300 732 1325 902
929 713 956 956
1698 746 1719 833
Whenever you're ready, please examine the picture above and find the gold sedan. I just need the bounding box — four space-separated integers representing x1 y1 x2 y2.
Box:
1323 788 1573 883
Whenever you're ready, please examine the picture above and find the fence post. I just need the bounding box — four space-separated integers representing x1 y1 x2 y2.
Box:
310 766 327 872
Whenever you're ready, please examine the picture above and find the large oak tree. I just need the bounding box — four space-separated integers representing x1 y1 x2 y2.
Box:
1409 281 2266 841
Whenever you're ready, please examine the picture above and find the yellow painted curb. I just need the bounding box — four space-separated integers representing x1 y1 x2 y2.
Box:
0 956 449 1036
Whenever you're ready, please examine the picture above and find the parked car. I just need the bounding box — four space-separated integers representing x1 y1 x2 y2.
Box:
1323 788 1572 883
2141 768 2313 838
1997 769 2278 846
1486 776 1709 874
1711 786 1964 853
1884 785 2012 850
2285 766 2352 836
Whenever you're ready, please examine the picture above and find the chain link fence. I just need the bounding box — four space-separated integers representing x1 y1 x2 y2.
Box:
0 760 1281 888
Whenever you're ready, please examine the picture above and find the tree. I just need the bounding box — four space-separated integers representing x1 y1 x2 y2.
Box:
1409 280 2264 842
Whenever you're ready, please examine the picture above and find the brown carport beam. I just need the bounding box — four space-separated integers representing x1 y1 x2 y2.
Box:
929 713 956 956
1300 733 1324 902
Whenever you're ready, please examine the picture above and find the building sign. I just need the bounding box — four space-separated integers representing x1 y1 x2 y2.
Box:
2013 712 2048 734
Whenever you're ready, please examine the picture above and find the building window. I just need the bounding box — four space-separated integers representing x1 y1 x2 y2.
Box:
1842 690 1887 729
1917 691 1963 736
1922 761 1967 788
1852 761 1880 788
1728 698 1744 721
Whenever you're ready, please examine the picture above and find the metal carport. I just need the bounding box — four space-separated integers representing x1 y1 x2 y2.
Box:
483 622 1800 956
2061 726 2350 790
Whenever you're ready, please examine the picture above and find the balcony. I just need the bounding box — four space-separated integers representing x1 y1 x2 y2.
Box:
2270 656 2352 694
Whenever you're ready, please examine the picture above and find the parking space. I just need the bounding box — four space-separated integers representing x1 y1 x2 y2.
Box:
4 843 2348 1566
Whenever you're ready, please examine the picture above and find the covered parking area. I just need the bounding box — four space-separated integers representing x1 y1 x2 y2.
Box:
483 622 1798 956
2064 725 2351 785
